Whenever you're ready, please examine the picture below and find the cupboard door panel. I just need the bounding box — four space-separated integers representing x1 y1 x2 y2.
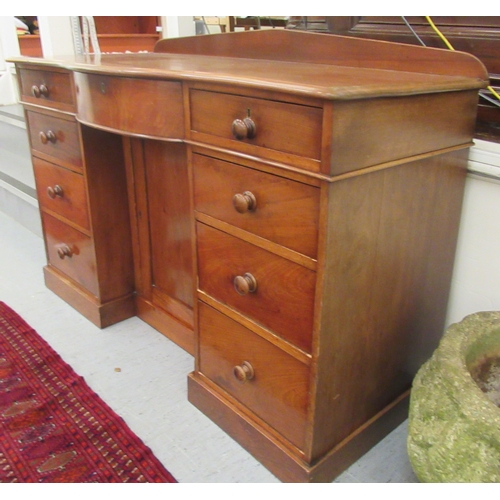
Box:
145 141 194 310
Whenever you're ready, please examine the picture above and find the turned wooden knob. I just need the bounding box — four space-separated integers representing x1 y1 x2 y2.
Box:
31 84 49 98
47 185 63 199
232 117 256 140
56 244 73 259
234 273 257 295
233 361 255 383
233 191 257 213
39 130 57 144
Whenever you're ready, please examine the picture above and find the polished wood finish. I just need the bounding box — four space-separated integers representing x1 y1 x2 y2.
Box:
80 126 134 305
192 151 320 258
198 301 310 450
26 110 83 171
309 149 469 461
11 30 487 482
189 85 323 172
33 157 89 230
122 138 194 353
324 16 500 142
17 66 76 112
75 73 184 138
197 222 316 353
17 67 135 328
328 90 478 175
155 29 487 79
42 212 98 295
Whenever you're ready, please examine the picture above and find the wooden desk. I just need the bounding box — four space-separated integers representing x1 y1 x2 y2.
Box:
10 30 488 482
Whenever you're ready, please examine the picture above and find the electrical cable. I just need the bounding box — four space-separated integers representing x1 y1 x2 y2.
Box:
425 16 500 104
401 17 426 46
424 16 454 50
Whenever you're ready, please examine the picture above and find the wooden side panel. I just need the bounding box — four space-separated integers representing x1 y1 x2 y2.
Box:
124 138 194 351
308 149 468 461
328 91 478 175
80 126 135 304
144 141 194 312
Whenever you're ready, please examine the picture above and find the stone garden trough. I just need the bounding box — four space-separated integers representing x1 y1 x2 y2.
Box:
408 311 500 482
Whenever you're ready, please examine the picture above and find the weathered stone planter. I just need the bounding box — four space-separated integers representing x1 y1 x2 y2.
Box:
407 311 500 482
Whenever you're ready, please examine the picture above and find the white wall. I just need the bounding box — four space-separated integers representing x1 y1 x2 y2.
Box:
160 16 196 38
446 140 500 326
37 17 76 57
0 16 21 104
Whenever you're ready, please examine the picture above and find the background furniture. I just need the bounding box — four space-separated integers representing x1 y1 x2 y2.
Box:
323 16 500 142
16 16 162 57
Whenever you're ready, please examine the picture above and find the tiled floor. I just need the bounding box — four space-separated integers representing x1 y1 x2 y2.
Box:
0 209 418 483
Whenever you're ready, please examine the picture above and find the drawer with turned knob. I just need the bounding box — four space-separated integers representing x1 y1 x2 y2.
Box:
196 222 316 353
33 157 90 230
17 66 76 112
26 110 82 171
42 213 98 297
198 301 310 450
192 151 320 259
189 86 323 172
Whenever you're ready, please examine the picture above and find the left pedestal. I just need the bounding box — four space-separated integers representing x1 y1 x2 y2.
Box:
17 63 135 328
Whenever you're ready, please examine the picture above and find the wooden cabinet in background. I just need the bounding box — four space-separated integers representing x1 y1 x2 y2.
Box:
11 30 488 482
92 16 161 53
17 16 161 57
323 16 500 142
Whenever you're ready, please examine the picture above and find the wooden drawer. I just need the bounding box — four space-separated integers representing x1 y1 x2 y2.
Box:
26 110 83 171
33 158 89 231
197 222 316 352
198 301 309 449
193 152 320 259
42 213 98 297
190 88 323 167
74 73 184 139
17 67 76 113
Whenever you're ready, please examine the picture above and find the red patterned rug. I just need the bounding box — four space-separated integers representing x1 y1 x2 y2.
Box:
0 301 176 483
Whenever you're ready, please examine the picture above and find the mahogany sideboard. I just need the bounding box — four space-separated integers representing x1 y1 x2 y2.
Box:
10 30 488 482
